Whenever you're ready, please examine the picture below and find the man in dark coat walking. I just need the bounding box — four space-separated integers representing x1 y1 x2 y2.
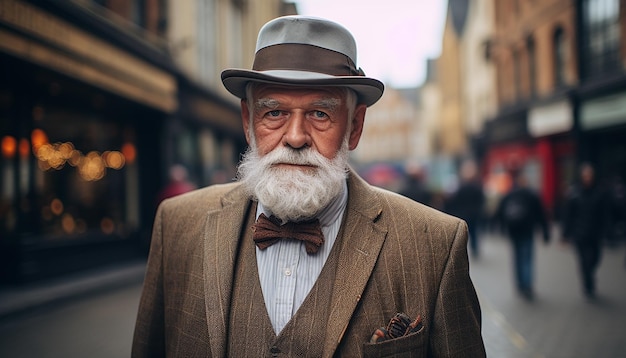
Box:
495 169 550 299
562 163 610 299
445 160 485 258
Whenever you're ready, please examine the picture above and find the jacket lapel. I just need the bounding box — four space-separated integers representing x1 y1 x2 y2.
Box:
322 172 388 357
202 184 252 357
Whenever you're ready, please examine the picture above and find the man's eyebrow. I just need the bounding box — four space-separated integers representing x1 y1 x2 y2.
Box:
254 98 280 111
311 98 341 111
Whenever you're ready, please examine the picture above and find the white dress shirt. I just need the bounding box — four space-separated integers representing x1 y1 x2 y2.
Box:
256 180 348 334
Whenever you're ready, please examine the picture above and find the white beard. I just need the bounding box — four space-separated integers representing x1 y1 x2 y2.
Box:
237 141 349 222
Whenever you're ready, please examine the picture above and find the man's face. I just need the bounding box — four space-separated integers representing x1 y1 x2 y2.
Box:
236 84 366 221
241 85 366 162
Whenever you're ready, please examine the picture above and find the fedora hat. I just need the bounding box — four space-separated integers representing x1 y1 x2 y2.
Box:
221 15 384 107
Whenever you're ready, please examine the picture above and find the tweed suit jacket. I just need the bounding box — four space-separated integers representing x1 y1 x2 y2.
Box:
132 171 485 357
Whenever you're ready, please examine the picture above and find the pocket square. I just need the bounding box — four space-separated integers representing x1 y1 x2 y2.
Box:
369 312 423 343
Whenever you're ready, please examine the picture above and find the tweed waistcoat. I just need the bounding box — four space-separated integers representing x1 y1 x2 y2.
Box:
228 205 341 357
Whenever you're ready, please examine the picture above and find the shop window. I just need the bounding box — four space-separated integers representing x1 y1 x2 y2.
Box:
581 0 621 79
129 0 146 28
21 113 139 241
173 126 201 185
553 27 568 88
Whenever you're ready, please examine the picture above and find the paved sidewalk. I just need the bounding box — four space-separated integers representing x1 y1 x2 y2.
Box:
0 259 146 320
471 231 626 358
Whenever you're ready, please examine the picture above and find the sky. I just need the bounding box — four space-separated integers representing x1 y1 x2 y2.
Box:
293 0 449 88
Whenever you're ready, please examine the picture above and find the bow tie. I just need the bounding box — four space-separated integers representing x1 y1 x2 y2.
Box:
252 213 324 254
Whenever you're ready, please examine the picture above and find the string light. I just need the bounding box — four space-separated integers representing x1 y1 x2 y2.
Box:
31 129 133 181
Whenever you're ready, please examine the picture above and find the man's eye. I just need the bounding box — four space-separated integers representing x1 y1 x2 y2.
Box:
267 110 281 117
312 111 328 119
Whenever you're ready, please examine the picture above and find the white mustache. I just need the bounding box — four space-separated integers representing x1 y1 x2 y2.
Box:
261 146 329 169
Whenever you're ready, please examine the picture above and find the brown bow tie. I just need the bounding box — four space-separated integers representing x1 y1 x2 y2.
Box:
252 213 324 254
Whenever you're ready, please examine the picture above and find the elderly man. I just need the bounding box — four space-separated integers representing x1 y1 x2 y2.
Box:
132 15 485 357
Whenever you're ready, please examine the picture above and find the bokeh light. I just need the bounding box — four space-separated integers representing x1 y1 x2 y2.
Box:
1 135 17 159
121 142 136 164
78 151 106 181
33 134 130 180
50 198 64 216
18 138 30 158
61 213 76 234
31 129 48 153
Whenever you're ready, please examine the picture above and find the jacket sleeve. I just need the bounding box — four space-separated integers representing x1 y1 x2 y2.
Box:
131 204 166 358
429 221 486 357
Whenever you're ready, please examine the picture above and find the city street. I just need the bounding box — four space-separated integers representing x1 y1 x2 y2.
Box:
0 283 141 358
472 230 626 358
0 231 625 357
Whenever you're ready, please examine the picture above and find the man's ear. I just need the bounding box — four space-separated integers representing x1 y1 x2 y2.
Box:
348 104 367 150
241 99 251 145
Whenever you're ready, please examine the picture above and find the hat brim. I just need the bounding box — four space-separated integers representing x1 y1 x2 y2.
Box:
221 69 384 107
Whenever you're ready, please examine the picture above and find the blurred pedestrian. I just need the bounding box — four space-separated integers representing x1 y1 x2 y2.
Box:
155 164 196 205
445 160 485 258
495 169 550 300
399 162 433 206
562 163 610 299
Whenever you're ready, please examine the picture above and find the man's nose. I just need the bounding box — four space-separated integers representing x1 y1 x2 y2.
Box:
283 114 311 149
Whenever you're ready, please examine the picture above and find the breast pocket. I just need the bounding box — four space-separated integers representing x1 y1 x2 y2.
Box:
361 326 427 358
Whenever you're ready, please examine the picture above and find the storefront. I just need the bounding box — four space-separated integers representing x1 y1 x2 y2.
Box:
483 109 527 213
579 89 626 185
483 106 555 218
0 0 177 283
528 97 577 217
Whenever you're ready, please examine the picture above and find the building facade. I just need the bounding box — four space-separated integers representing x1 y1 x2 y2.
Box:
486 0 579 216
575 0 626 198
350 88 420 191
0 0 295 284
437 0 469 157
0 0 177 283
352 88 419 163
486 0 625 218
459 0 497 151
163 0 295 189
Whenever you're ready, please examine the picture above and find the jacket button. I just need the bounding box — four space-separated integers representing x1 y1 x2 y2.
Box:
270 346 281 356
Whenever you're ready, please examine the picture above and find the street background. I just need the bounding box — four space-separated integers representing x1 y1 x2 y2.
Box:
1 229 625 358
1 1 626 357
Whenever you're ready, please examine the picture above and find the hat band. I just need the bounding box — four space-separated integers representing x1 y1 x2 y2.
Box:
252 44 364 77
